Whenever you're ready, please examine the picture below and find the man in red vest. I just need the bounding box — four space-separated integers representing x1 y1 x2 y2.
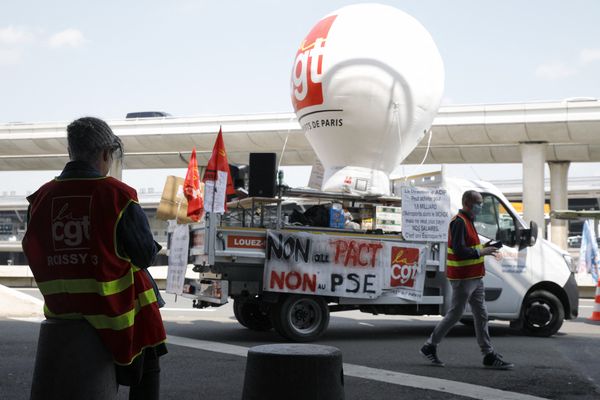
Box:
420 190 514 370
23 117 167 399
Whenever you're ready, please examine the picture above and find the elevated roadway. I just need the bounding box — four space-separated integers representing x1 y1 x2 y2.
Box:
1 100 599 169
1 99 600 247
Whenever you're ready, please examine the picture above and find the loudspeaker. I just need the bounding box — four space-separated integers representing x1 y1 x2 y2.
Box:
229 164 248 190
249 153 277 197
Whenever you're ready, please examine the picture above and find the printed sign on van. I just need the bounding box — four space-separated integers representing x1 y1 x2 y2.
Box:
387 244 426 301
167 224 189 295
264 230 385 299
401 186 451 242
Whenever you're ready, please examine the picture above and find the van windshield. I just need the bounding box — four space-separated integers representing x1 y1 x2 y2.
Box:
474 193 517 246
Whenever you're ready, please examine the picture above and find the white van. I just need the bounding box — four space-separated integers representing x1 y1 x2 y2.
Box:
175 174 579 341
410 174 579 337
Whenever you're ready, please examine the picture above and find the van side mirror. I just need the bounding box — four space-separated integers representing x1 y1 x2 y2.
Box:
519 221 538 247
528 221 538 246
517 221 538 248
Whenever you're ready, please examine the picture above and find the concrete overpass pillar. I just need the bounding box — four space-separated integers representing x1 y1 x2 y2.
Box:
520 142 547 237
549 161 570 250
109 157 123 181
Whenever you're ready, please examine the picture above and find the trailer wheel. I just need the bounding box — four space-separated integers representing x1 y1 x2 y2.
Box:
233 299 272 331
521 290 564 337
271 295 329 342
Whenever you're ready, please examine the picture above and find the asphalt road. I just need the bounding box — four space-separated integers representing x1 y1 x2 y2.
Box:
1 289 599 400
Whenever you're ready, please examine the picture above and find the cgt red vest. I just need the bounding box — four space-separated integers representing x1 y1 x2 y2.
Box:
446 212 485 280
22 177 166 365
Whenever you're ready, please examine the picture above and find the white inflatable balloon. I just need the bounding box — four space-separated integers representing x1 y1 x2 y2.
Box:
290 3 444 195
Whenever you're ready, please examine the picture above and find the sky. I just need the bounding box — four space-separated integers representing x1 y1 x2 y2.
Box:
1 0 599 193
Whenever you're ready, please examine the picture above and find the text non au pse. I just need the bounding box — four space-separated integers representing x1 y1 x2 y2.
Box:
269 270 377 294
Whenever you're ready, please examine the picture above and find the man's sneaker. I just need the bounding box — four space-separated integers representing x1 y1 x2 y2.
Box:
420 344 445 367
483 352 514 370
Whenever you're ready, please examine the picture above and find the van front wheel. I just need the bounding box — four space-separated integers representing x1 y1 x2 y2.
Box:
521 290 564 337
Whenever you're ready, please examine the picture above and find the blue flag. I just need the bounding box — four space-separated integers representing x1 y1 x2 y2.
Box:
579 220 599 282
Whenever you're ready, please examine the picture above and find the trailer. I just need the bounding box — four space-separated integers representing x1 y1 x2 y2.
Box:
167 175 578 341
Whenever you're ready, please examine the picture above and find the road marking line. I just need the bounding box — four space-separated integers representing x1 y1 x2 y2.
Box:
168 335 248 357
167 335 548 400
359 322 375 327
343 364 547 400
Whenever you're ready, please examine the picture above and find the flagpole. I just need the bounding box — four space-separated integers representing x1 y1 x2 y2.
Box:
212 182 216 214
176 198 182 224
212 125 220 215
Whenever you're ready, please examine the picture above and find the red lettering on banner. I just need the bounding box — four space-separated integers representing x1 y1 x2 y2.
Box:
286 271 302 290
331 240 383 268
302 273 317 292
270 271 285 289
269 270 316 293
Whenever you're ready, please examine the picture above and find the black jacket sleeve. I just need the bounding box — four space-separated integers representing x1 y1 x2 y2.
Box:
116 202 165 308
116 202 161 268
450 217 480 260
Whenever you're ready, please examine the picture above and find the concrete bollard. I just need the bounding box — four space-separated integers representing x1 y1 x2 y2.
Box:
30 319 118 400
242 344 344 400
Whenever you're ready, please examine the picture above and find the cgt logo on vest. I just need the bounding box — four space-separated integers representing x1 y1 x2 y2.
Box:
390 246 420 288
51 196 92 251
291 14 337 112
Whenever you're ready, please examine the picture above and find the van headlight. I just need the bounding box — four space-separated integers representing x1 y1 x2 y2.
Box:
562 254 577 273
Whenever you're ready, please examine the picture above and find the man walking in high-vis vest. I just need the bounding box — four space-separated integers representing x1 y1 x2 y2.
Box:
23 117 167 399
420 190 514 370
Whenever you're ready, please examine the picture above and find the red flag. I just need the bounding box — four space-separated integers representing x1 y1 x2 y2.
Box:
184 147 203 221
203 127 234 212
